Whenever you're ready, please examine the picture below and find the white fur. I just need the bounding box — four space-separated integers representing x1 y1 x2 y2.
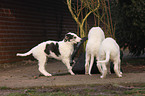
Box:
17 32 81 76
85 27 105 75
97 37 122 79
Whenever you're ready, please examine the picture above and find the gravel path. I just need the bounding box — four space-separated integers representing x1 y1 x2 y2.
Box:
0 60 145 88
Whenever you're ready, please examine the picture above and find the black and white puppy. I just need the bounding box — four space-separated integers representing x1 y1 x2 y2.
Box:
17 32 81 76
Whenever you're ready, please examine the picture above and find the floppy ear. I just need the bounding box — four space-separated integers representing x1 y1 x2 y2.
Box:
64 36 69 42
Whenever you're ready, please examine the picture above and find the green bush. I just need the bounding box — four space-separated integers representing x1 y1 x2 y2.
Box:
112 0 145 55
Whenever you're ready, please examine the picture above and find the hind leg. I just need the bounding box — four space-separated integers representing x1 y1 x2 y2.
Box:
85 52 90 74
118 59 122 75
88 55 94 75
113 60 122 78
37 56 52 76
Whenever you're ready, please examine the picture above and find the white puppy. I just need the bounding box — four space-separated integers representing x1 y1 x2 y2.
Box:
85 27 105 75
17 32 81 76
97 37 122 78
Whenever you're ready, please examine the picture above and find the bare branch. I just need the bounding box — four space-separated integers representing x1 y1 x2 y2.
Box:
67 0 81 25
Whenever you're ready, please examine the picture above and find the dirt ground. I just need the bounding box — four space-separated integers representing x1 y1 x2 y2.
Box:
0 57 145 96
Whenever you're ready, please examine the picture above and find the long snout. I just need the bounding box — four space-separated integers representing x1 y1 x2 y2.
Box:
78 37 82 42
76 37 82 43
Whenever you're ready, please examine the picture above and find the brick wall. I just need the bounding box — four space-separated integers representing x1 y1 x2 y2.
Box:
0 0 77 64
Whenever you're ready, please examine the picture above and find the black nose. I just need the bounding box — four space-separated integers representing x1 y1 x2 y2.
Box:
81 37 88 42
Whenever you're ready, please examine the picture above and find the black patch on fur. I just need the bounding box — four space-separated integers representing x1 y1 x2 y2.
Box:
64 34 74 42
44 43 61 56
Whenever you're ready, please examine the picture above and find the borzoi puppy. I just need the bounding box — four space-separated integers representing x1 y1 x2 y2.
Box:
17 32 81 76
97 37 122 78
85 27 105 75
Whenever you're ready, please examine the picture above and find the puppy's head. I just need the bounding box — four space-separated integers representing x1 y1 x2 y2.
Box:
64 32 81 44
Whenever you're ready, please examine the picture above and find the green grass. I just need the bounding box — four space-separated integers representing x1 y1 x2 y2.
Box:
4 84 145 96
7 93 27 96
5 88 145 96
0 86 11 90
124 88 145 95
7 92 74 96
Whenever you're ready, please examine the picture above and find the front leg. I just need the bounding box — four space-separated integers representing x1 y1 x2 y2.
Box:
97 61 103 74
62 59 75 75
100 63 107 79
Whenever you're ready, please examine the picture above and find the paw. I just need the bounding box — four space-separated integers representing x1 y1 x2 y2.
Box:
85 72 89 75
100 75 106 79
120 72 123 75
100 75 104 79
118 74 122 78
71 73 75 75
70 71 75 75
85 70 89 75
89 73 92 76
45 73 52 77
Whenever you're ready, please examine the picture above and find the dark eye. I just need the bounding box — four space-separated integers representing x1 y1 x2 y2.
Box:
73 36 76 39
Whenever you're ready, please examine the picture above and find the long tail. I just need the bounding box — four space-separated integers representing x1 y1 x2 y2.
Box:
16 49 32 57
98 51 110 63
